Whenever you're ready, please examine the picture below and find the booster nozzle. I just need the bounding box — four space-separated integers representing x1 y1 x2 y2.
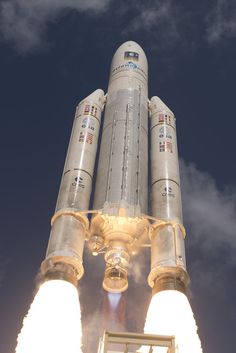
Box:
152 273 188 296
40 259 80 287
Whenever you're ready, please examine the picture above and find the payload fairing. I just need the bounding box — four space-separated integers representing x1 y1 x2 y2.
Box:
40 41 188 294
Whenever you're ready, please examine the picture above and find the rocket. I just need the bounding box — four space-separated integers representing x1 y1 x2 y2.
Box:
40 41 188 295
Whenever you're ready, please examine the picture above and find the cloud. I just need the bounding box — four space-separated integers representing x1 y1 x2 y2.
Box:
0 0 111 53
1 1 235 54
123 1 181 51
125 0 236 49
180 159 236 292
206 0 236 43
128 1 175 32
181 160 236 253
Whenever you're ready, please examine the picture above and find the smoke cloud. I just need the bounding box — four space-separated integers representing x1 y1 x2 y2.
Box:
82 309 102 353
129 250 149 285
0 0 111 52
181 159 236 254
206 0 236 43
180 159 236 294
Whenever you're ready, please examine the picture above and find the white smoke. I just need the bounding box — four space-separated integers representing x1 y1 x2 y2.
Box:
206 0 236 43
0 0 111 52
129 250 149 284
181 159 236 253
180 159 236 292
82 309 103 353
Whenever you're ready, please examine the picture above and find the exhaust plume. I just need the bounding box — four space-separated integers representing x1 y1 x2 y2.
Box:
143 290 202 353
15 279 83 353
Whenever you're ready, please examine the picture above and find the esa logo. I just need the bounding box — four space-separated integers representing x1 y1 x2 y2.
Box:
162 186 174 197
72 176 85 188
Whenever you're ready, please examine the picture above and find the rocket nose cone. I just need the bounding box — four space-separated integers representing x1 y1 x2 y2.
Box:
116 40 146 55
113 41 147 63
110 41 148 81
150 96 174 116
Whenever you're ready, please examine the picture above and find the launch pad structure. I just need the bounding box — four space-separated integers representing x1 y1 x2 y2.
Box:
98 331 175 353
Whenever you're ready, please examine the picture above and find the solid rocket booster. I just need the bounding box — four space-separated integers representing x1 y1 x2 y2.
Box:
148 97 188 294
40 89 105 285
40 41 188 293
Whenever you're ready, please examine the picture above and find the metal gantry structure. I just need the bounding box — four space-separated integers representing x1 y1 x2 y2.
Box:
98 331 176 353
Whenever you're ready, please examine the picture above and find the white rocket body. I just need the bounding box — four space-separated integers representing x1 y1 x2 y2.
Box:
41 90 105 284
148 97 188 293
90 42 149 292
41 41 188 293
93 42 148 213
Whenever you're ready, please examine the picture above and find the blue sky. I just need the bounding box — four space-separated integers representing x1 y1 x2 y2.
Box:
0 1 236 353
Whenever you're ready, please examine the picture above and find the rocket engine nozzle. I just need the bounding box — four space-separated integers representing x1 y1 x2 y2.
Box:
102 240 130 293
40 259 81 287
90 211 149 293
152 273 188 296
103 266 128 293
